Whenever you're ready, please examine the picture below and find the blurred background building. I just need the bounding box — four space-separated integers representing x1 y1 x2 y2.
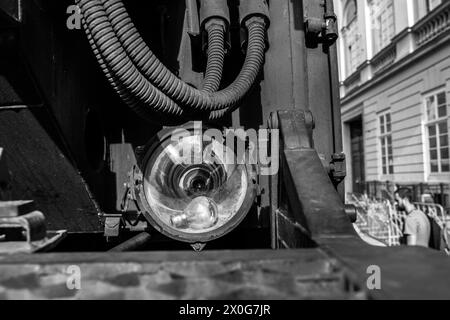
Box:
334 0 450 207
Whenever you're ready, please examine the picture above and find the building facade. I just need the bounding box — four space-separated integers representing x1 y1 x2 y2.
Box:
334 0 450 202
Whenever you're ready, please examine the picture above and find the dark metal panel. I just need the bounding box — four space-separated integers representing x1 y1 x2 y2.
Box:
301 0 344 199
303 0 336 160
0 109 101 232
260 0 310 118
259 0 311 231
261 0 295 116
289 0 309 111
282 149 356 238
0 0 21 24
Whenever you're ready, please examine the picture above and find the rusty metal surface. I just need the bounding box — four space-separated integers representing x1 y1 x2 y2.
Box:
0 249 365 300
1 244 450 299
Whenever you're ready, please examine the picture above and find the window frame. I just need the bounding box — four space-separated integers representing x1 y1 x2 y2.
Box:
342 0 361 77
378 111 394 177
424 89 450 175
369 0 395 54
344 0 358 27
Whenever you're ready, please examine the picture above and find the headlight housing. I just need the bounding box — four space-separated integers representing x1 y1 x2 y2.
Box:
135 124 257 244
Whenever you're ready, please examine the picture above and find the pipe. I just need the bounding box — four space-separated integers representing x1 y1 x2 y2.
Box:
108 232 152 252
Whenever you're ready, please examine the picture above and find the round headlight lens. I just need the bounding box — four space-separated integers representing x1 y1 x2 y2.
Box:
139 126 255 243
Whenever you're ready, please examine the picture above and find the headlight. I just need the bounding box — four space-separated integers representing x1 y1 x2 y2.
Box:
135 123 257 244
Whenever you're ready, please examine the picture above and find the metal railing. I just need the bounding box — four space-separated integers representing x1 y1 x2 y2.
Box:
352 195 403 247
350 194 450 253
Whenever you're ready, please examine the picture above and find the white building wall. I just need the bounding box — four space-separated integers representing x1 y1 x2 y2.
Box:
342 41 450 187
337 0 450 195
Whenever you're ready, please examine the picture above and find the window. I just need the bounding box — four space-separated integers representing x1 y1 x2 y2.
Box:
379 112 394 175
369 0 395 54
427 0 442 12
426 91 449 173
414 0 443 22
343 0 363 76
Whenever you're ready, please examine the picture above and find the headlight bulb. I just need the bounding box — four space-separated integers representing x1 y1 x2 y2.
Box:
170 196 219 230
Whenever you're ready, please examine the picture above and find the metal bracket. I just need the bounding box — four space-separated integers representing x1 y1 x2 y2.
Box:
121 165 146 218
0 210 47 242
0 206 67 254
109 165 148 237
329 152 347 187
0 200 35 218
191 242 206 252
344 204 357 223
104 214 123 238
304 0 338 46
275 110 356 244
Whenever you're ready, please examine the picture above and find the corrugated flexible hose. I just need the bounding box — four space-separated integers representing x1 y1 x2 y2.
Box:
202 23 226 94
99 0 267 112
77 0 267 121
85 19 225 121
